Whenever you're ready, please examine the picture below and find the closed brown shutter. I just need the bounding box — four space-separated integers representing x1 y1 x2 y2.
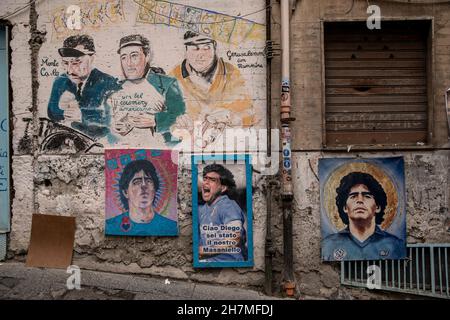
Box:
324 21 430 146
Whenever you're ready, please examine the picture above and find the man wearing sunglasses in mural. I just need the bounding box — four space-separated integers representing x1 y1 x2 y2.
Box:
198 164 247 262
106 159 177 236
170 32 256 148
322 172 406 261
106 34 186 146
48 34 120 139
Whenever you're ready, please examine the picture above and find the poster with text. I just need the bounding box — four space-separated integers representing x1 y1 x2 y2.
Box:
320 157 407 261
105 149 178 236
192 154 253 268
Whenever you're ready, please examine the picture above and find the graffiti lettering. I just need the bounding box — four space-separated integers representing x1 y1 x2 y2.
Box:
119 106 151 112
118 100 148 108
51 0 125 40
40 67 60 77
0 119 6 132
366 265 382 289
110 93 161 112
172 125 279 176
367 5 381 30
226 50 265 69
66 5 82 30
41 57 59 67
66 265 81 290
0 149 7 158
237 63 264 69
226 50 265 61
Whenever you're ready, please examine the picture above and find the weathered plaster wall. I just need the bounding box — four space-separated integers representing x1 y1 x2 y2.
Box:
271 0 450 150
267 0 450 298
2 0 450 299
267 152 450 298
5 0 270 290
2 0 35 253
9 155 268 287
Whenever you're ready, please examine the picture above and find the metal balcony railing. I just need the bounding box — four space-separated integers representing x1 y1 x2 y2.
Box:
340 244 450 299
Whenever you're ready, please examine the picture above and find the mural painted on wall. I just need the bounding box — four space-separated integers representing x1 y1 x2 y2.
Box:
192 154 253 268
320 157 407 261
105 149 178 236
33 0 266 153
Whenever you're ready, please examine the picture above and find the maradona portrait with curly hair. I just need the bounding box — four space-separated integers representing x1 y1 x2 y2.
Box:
198 163 247 262
322 172 405 261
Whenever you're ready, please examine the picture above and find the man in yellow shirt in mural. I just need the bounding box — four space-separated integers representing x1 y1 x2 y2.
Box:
170 31 256 148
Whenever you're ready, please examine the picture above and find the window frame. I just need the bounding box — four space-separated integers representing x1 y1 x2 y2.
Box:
0 23 10 234
320 17 435 150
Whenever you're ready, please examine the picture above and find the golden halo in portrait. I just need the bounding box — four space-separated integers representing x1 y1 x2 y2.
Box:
323 161 398 232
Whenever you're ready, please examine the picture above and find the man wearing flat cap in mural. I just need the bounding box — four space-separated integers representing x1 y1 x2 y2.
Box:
48 34 120 138
322 172 406 261
170 31 256 147
107 34 186 146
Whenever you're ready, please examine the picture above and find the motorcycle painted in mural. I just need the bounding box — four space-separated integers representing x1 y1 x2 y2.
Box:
19 117 103 153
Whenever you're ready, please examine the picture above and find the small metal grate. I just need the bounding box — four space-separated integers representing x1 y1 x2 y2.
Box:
340 244 450 299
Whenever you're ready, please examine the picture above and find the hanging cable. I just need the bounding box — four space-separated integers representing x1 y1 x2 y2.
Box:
381 0 450 3
0 0 38 20
132 0 270 25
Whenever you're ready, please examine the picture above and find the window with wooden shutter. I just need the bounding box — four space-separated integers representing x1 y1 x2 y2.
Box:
324 21 430 147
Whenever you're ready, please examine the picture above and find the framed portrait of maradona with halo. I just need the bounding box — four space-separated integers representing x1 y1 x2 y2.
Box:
320 157 407 261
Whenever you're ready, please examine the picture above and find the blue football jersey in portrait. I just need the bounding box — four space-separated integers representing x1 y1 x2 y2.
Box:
199 195 247 262
106 211 178 236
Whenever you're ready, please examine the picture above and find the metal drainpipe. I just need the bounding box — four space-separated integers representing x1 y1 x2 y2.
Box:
280 0 296 297
264 0 274 296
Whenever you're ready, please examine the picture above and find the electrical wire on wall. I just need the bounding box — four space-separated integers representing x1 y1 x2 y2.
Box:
0 0 38 20
132 0 271 25
381 0 450 3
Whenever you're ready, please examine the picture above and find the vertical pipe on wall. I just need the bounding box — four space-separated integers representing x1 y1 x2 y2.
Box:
264 0 274 297
266 0 272 160
280 0 291 120
280 0 294 198
264 185 273 295
280 0 295 296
